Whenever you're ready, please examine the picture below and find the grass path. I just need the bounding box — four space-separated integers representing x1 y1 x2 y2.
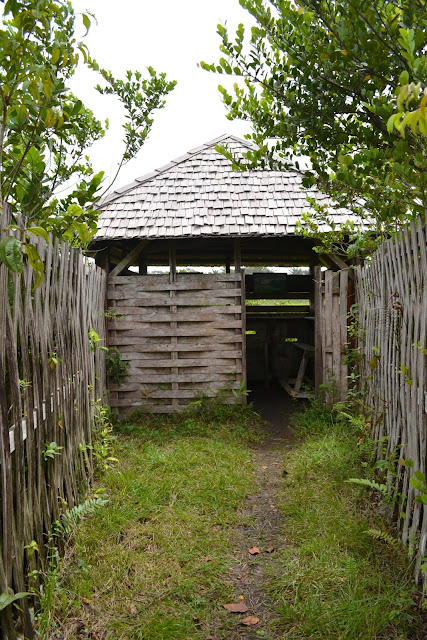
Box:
46 403 422 640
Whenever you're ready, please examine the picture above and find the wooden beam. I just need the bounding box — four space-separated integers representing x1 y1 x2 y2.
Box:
109 240 150 277
318 254 333 269
327 253 355 280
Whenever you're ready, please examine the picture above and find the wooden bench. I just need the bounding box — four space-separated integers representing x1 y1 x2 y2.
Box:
280 342 315 399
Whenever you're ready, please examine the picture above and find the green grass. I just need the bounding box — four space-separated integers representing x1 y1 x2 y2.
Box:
49 404 264 640
44 401 421 640
267 403 419 640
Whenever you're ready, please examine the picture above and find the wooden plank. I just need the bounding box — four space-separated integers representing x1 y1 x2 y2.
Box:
108 319 242 330
108 325 243 338
123 358 241 368
118 372 238 383
109 306 243 318
107 291 242 304
108 273 241 291
109 240 150 276
110 337 243 349
109 384 241 396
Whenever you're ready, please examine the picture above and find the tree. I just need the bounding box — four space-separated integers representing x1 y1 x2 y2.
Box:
0 0 176 280
202 0 427 256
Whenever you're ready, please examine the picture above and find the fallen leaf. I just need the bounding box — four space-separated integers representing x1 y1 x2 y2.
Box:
82 597 91 604
248 546 260 555
203 556 211 562
223 602 248 613
240 616 260 626
266 546 275 553
261 465 268 469
238 594 245 600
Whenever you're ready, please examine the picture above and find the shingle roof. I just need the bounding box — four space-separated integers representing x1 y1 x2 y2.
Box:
95 134 349 241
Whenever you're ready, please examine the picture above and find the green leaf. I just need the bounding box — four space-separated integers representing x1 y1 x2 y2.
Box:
51 48 60 65
24 244 45 290
0 236 23 273
0 592 31 611
410 477 424 491
27 227 49 242
399 70 409 85
414 470 426 482
82 13 91 36
369 357 378 370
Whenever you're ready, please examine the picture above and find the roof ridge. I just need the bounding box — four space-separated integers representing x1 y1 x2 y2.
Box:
99 134 254 207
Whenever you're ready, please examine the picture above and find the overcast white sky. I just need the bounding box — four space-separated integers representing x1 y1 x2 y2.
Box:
70 0 253 194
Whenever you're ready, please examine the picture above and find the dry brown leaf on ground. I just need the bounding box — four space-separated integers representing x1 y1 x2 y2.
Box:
261 465 268 469
240 616 260 626
223 602 249 613
265 546 275 553
203 555 211 562
248 546 260 555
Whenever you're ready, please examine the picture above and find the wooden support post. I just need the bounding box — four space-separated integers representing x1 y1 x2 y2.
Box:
138 253 147 275
169 241 177 281
233 238 241 273
225 256 231 274
169 241 178 411
309 263 315 315
314 265 323 396
241 270 247 405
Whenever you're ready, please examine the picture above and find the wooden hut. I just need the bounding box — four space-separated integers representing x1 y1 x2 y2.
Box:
90 134 350 414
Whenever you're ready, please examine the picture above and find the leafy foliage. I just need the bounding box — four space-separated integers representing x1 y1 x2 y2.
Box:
0 0 176 283
203 1 427 256
59 497 109 538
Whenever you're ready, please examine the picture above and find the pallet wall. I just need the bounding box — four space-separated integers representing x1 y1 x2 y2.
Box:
107 273 245 413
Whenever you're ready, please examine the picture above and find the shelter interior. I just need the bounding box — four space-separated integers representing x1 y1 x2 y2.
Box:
92 235 335 401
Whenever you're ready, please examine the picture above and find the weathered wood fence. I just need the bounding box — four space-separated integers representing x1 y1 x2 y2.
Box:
356 216 427 580
314 266 350 402
107 272 245 414
0 205 106 638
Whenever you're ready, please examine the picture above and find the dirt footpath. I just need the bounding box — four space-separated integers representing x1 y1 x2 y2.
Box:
224 384 296 639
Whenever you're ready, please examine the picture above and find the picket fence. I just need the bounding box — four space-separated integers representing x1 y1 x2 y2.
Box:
356 216 427 581
0 205 106 638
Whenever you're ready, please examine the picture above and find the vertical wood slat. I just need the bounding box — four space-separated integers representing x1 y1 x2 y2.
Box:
0 204 107 637
356 215 427 585
314 267 349 402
